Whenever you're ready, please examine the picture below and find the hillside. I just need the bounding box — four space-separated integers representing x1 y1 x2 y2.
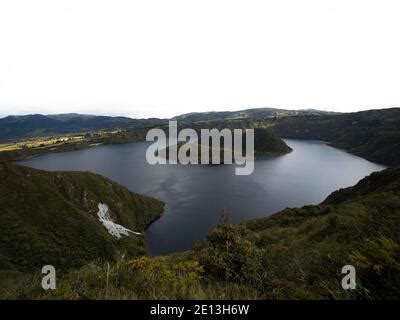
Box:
271 108 400 166
4 166 399 299
0 114 165 141
232 166 400 299
0 163 164 272
252 127 292 156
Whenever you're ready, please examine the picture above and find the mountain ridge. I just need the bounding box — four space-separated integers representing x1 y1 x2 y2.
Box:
0 108 335 141
172 107 338 122
0 113 165 141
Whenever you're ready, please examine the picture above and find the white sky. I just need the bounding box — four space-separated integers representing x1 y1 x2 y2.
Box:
0 0 399 119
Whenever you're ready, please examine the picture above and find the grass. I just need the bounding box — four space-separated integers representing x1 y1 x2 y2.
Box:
1 166 399 299
0 163 164 273
0 135 85 151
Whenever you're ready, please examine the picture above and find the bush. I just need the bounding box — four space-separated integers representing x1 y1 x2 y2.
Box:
128 256 204 299
350 236 400 299
195 210 267 291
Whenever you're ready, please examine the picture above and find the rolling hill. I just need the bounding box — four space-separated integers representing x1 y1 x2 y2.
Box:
172 107 337 122
0 114 165 141
0 108 334 141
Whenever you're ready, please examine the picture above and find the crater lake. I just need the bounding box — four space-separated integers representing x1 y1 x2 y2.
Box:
18 139 386 255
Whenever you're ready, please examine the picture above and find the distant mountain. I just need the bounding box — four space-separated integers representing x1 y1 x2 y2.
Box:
0 108 334 142
47 113 98 121
172 107 338 122
0 163 164 272
0 114 165 141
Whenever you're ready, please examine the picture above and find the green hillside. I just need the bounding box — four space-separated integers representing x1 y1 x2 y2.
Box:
252 127 292 156
3 166 399 299
0 163 164 272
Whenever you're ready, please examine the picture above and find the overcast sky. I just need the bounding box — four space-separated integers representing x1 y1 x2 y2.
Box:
0 0 399 119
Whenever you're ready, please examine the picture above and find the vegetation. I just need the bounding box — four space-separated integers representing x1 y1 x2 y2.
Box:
1 108 399 299
159 127 292 163
172 108 336 122
0 128 150 162
1 166 399 299
173 107 400 166
270 108 400 166
251 127 292 156
2 107 399 167
175 108 400 166
0 163 164 273
0 114 166 141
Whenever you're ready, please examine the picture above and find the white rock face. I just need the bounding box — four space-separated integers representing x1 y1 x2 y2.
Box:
97 203 141 239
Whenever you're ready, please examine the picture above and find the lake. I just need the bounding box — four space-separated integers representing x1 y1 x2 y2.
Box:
18 139 386 255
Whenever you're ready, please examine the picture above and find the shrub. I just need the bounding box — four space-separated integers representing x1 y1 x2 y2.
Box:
350 236 400 299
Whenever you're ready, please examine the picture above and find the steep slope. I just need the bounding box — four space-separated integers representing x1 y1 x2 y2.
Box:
0 163 164 272
7 167 399 300
193 166 400 299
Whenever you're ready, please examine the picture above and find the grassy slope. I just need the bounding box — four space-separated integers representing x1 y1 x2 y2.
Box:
233 166 400 299
0 163 164 272
4 166 399 299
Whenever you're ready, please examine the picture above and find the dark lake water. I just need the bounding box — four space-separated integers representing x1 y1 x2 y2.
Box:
18 139 386 255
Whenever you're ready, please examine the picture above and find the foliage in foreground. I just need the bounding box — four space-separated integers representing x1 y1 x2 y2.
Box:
1 167 400 300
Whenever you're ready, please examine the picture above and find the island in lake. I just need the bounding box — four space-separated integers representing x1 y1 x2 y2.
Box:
157 127 292 163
